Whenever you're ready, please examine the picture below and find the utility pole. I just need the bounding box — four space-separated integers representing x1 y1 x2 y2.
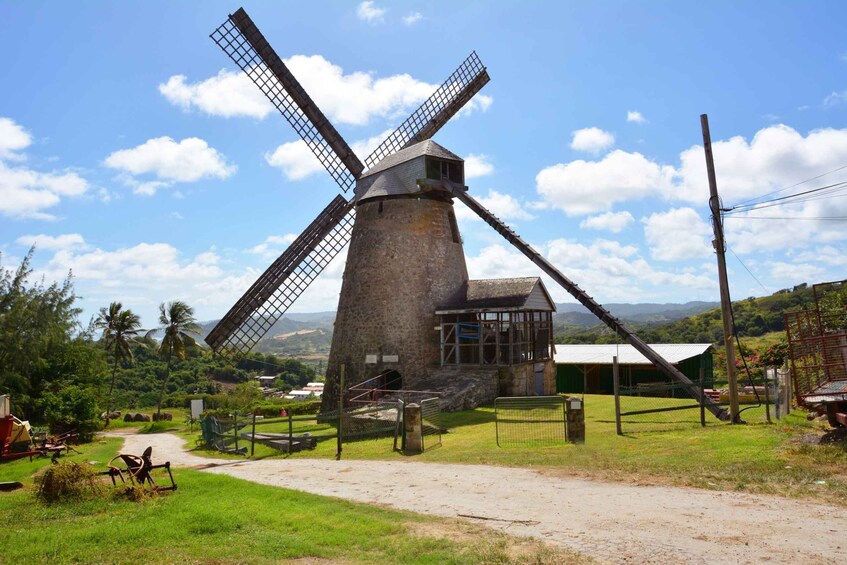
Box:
701 114 741 423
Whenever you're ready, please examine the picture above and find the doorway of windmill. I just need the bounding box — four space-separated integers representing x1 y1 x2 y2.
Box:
378 370 402 391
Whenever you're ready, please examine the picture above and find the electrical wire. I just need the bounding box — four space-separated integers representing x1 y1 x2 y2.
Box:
724 216 847 221
730 163 847 208
725 180 847 214
727 246 769 293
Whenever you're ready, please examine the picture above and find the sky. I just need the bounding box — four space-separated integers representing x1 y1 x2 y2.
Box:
2 0 847 329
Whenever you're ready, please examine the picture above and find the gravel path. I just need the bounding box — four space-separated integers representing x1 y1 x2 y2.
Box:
120 432 847 564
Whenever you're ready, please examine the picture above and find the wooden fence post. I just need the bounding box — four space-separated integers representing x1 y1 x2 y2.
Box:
613 356 622 436
251 411 256 457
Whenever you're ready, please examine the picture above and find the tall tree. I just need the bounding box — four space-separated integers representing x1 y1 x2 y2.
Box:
147 301 201 416
95 302 142 424
0 248 83 417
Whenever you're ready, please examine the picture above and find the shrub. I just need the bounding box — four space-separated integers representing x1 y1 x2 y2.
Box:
39 385 101 441
34 461 104 503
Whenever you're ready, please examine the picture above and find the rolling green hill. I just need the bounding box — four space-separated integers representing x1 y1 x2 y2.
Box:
554 286 817 345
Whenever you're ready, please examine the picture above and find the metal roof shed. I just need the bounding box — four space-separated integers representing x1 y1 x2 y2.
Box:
554 343 714 394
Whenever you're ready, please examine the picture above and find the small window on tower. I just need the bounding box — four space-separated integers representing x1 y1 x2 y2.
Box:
426 158 441 180
448 162 463 183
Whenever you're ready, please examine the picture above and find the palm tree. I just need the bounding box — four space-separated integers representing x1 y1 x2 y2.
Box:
95 302 143 425
148 300 201 417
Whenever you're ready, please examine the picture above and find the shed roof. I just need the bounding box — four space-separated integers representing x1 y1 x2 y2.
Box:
553 343 713 366
436 277 556 313
361 139 462 179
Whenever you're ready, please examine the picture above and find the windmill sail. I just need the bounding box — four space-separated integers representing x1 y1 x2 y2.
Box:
453 188 731 421
211 8 364 191
365 52 490 170
206 196 354 358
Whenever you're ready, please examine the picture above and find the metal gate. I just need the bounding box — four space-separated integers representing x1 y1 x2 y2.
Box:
494 396 567 447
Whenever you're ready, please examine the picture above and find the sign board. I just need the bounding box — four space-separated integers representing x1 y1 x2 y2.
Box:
365 354 378 364
382 355 399 363
190 398 205 419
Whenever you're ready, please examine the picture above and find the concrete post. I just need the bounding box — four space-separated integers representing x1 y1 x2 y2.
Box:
404 403 423 453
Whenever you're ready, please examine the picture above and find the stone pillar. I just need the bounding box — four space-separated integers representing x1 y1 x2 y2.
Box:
566 396 585 444
404 403 422 453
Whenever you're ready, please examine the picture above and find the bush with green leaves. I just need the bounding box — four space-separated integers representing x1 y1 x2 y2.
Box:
39 384 101 441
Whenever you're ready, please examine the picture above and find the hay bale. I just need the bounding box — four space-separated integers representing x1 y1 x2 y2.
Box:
34 461 104 503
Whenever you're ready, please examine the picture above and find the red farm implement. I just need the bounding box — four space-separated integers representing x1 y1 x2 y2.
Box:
0 395 77 462
785 280 847 427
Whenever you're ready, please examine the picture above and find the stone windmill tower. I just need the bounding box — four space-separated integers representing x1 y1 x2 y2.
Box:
205 7 730 421
204 9 489 403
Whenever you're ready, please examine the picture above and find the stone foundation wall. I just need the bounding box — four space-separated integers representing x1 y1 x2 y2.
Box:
497 359 556 397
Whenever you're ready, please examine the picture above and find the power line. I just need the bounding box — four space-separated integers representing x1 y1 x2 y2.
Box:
725 180 847 214
724 215 847 221
730 163 847 208
727 245 769 293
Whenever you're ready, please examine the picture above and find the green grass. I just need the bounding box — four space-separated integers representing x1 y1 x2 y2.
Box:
0 441 584 564
202 395 847 505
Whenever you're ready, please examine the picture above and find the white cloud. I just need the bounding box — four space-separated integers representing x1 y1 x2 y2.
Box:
824 90 847 108
675 125 847 204
538 124 847 240
158 71 273 119
352 129 394 162
536 150 675 215
626 111 647 124
162 55 491 128
642 207 713 261
766 260 826 285
0 118 89 220
104 136 235 194
248 234 298 259
580 211 634 233
455 189 534 223
265 141 323 181
403 12 423 25
357 1 386 23
466 240 714 306
0 117 33 161
16 233 88 251
266 128 394 180
570 127 615 153
464 154 494 179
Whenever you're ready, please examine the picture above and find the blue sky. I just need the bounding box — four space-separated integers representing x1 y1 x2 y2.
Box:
2 1 847 327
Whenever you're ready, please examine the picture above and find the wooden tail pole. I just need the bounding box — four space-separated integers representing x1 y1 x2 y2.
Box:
452 187 730 422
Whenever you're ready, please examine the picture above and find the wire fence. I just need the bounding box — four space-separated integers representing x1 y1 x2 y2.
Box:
494 396 567 447
420 398 442 451
614 367 792 434
199 401 403 457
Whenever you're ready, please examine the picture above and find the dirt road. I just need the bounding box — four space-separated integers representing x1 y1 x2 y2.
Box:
121 433 846 564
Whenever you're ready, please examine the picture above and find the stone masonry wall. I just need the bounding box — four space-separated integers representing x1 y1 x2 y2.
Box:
323 196 468 410
497 359 557 397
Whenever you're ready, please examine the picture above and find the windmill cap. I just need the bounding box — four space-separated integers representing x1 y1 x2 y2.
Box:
355 139 464 202
360 140 462 179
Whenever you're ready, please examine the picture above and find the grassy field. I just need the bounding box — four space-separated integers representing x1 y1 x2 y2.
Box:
0 438 585 564
195 394 847 505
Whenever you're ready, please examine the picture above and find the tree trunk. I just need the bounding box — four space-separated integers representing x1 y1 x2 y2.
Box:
157 351 173 417
105 352 118 426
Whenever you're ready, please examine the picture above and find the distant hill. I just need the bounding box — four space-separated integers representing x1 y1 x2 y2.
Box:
194 316 334 359
555 287 818 344
553 300 719 335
